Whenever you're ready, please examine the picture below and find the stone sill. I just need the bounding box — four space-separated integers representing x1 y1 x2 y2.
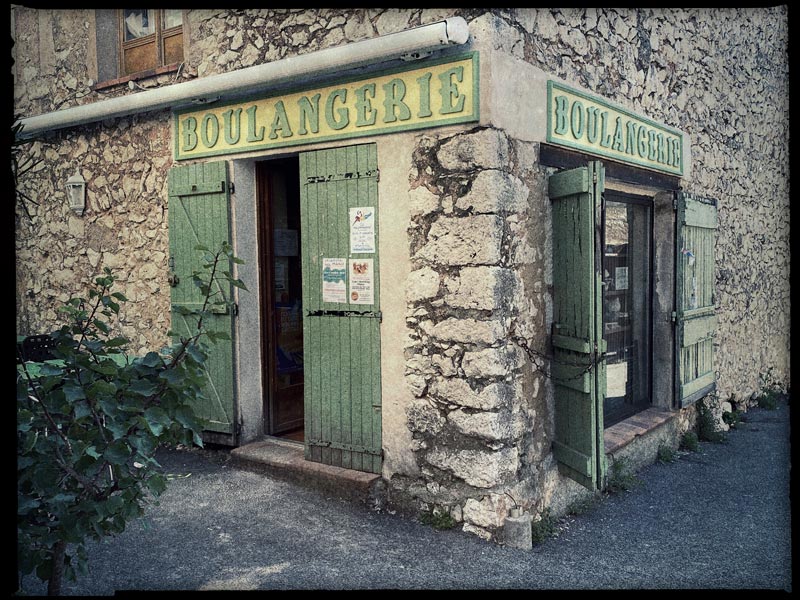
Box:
604 407 675 455
92 63 183 91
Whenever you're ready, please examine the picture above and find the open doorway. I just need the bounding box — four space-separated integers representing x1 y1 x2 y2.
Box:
257 158 304 441
602 192 653 427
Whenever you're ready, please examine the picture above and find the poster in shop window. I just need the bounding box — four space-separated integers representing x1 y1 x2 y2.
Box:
349 258 374 305
322 258 347 304
349 207 375 254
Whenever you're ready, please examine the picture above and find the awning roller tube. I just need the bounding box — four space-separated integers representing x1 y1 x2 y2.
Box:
15 16 470 140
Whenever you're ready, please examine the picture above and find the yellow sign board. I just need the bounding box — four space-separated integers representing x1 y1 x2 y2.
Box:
547 81 684 176
174 53 479 160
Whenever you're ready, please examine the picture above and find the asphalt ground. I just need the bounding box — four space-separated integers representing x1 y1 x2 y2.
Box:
16 398 792 593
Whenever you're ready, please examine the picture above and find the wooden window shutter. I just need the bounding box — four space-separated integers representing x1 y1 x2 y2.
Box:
548 161 606 490
675 192 718 407
168 161 237 440
299 144 382 474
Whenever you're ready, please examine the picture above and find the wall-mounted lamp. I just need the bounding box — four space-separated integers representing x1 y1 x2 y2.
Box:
66 170 86 216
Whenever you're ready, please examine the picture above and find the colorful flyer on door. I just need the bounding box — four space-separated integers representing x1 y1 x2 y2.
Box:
322 258 347 303
349 207 375 254
349 258 374 305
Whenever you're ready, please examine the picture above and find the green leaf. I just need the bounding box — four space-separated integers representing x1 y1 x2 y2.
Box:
106 418 129 440
104 440 130 464
63 382 87 403
140 352 164 368
129 379 158 397
89 362 119 376
74 401 93 420
17 495 41 514
39 363 65 377
111 292 129 302
21 431 39 454
143 406 170 436
87 379 117 399
105 494 125 514
146 473 167 496
86 446 101 459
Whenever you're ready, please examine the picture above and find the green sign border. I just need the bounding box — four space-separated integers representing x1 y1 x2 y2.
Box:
173 51 480 161
546 80 684 177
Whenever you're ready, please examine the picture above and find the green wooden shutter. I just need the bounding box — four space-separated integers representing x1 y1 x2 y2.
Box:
549 161 606 490
299 143 382 474
168 161 236 439
675 192 718 407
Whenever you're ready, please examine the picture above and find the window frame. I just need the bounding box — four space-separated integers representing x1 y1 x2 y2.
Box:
117 9 184 79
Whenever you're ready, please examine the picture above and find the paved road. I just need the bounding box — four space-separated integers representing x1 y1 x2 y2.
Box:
17 400 792 593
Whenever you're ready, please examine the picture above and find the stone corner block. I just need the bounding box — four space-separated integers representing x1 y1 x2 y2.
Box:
426 446 519 488
436 128 510 172
406 267 440 302
456 170 530 214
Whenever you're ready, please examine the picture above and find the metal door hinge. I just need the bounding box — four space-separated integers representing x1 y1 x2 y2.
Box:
671 311 677 322
228 181 235 194
232 303 239 317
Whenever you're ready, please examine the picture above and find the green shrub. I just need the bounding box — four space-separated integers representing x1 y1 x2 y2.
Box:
17 242 246 595
531 508 558 544
566 496 596 517
419 508 456 530
722 409 744 428
697 399 727 443
680 430 699 452
606 457 641 493
757 368 784 410
657 444 677 463
757 391 780 410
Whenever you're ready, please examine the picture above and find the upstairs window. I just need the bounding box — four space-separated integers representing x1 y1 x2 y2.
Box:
119 9 183 77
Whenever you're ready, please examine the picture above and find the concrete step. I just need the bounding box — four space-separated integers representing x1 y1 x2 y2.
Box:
230 436 384 505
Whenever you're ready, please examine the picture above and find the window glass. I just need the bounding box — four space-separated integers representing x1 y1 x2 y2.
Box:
603 198 652 427
123 9 156 41
163 9 183 30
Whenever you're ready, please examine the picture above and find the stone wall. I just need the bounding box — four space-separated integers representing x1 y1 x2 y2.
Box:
390 126 549 540
503 7 791 406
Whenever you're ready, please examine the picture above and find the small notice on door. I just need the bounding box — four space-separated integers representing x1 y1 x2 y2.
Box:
349 258 374 305
349 207 375 254
322 258 347 303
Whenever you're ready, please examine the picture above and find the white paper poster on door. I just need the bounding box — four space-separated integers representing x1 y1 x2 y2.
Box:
349 207 375 254
322 258 347 303
349 258 374 305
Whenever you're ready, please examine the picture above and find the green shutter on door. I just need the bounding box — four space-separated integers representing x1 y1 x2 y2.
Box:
299 144 382 474
168 161 236 438
549 161 606 490
675 192 718 407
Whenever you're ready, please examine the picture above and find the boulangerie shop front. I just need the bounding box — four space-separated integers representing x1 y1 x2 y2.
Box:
14 9 790 542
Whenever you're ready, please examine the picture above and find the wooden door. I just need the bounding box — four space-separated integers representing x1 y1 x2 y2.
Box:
675 192 718 407
549 161 606 490
168 161 236 441
299 144 382 474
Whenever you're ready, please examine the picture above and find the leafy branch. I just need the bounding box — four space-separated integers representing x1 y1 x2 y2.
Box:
17 242 246 595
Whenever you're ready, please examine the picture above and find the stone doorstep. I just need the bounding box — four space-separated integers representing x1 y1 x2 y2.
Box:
229 437 382 504
603 407 675 455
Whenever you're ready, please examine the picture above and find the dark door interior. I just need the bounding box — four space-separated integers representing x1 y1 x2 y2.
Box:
602 192 652 427
257 158 304 441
